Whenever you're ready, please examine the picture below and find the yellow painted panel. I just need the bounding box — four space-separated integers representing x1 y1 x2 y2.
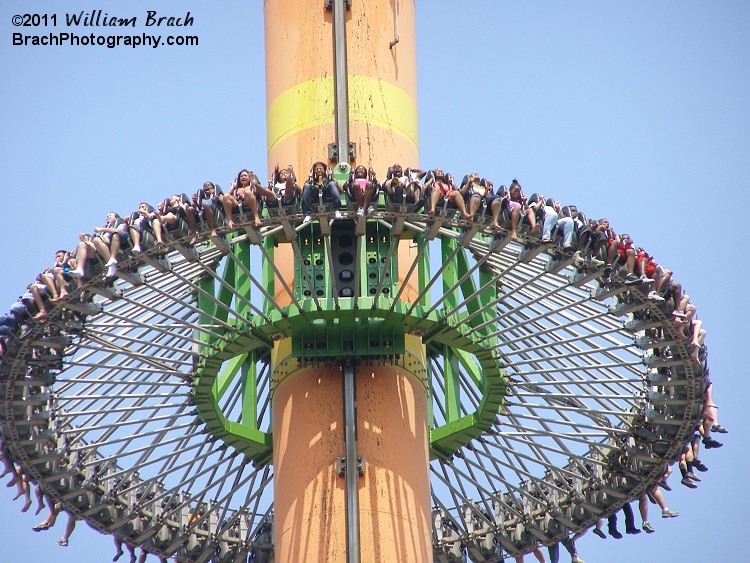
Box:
267 75 418 154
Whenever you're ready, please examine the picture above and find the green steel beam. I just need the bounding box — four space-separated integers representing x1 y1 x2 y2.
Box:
234 241 252 319
197 276 217 352
440 236 462 424
444 348 461 423
215 258 236 324
193 226 507 466
262 237 275 318
417 234 430 305
215 352 247 400
241 354 258 430
455 246 496 341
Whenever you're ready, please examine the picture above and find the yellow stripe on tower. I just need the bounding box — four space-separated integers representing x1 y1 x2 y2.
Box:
267 75 418 155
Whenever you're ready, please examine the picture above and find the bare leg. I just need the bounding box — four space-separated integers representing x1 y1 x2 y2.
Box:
129 228 142 252
407 183 421 204
351 185 365 207
510 208 521 240
690 320 705 362
606 241 618 265
204 205 218 237
34 484 45 515
40 273 59 300
185 207 199 244
113 537 124 561
638 494 648 522
58 513 76 545
46 499 60 526
30 285 48 321
246 193 262 228
652 487 667 510
10 465 26 498
222 196 238 230
468 195 482 216
0 453 15 479
69 241 89 279
93 237 111 262
670 281 683 313
109 234 121 261
363 183 375 211
526 208 539 232
384 181 396 202
652 267 668 293
33 497 59 531
428 188 440 215
152 217 164 245
702 385 717 425
625 248 636 274
449 192 472 222
50 269 69 302
490 198 502 229
14 469 32 512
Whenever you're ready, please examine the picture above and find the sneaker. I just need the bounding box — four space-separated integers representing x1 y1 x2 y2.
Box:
646 490 657 504
640 275 654 284
366 205 375 215
693 459 708 472
626 526 641 535
658 479 672 491
573 251 585 266
592 528 606 539
131 245 142 254
334 210 342 219
680 477 697 489
624 273 642 286
603 263 613 275
32 522 50 532
69 267 85 278
642 521 655 533
686 472 701 482
572 557 585 563
356 207 365 217
589 256 605 268
712 424 728 434
609 529 623 539
672 310 686 318
662 508 679 518
105 257 118 267
647 291 665 302
541 237 551 243
56 538 68 547
703 437 723 449
303 215 312 224
106 264 117 278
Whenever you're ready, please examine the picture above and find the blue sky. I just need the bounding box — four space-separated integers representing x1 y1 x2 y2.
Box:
1 1 748 561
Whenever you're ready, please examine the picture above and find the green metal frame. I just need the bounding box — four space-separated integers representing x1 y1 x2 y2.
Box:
424 235 505 459
192 228 508 465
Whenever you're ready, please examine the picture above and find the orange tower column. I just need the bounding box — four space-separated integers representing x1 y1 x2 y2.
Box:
264 0 419 172
264 1 431 562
